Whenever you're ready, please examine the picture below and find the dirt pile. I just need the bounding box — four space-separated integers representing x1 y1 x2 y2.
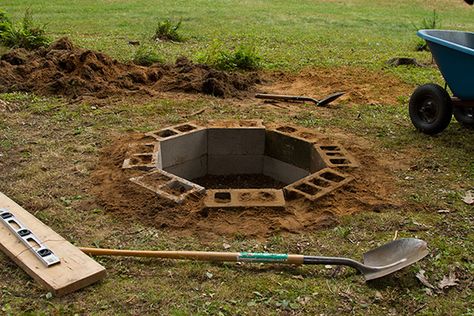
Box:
0 37 259 99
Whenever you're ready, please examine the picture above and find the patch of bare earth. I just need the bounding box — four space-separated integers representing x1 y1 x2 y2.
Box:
257 67 414 106
90 131 406 239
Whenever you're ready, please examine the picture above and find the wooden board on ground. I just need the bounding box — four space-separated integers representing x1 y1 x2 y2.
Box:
0 192 106 296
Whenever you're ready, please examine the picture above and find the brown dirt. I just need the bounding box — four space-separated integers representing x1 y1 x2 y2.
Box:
193 174 285 189
91 131 406 239
258 67 414 106
0 38 414 107
0 37 259 100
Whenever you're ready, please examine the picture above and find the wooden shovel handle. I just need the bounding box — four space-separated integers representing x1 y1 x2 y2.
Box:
255 93 318 104
79 247 304 264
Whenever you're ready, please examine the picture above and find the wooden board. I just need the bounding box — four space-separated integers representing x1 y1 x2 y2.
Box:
0 192 106 296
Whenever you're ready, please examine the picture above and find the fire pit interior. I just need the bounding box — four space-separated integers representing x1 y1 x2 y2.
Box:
123 120 358 208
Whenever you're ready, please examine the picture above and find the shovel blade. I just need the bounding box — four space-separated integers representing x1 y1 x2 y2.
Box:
317 91 345 107
362 238 429 280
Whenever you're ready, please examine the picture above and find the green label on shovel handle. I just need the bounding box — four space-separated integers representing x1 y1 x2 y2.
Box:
238 252 288 262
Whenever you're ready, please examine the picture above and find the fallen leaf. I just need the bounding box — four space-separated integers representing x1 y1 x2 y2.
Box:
374 291 383 300
438 271 459 289
205 272 213 279
462 191 474 205
222 243 231 249
416 270 436 289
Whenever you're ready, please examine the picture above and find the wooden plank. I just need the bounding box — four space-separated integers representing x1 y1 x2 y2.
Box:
0 192 106 296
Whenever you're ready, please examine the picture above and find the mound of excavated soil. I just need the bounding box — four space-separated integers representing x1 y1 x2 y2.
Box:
90 132 404 239
0 38 259 99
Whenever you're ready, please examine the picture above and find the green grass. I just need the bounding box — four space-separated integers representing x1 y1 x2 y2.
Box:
1 89 473 315
196 41 262 70
1 1 474 315
2 0 473 74
132 44 164 66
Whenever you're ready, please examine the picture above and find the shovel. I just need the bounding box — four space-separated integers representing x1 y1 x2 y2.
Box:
255 91 345 107
80 238 428 281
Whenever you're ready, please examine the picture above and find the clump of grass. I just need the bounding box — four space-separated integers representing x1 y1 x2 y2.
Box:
412 10 441 51
196 41 262 70
0 9 50 49
132 44 163 66
153 19 184 42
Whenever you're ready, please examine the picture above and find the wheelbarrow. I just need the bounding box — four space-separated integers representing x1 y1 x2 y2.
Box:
409 30 474 134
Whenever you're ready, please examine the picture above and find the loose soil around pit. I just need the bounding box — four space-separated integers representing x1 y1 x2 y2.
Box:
91 132 406 238
0 38 259 99
0 38 414 106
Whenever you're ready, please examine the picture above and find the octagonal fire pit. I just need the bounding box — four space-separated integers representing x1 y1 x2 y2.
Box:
123 120 358 208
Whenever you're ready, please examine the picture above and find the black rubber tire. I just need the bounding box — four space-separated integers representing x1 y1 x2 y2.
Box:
453 106 474 128
409 83 453 135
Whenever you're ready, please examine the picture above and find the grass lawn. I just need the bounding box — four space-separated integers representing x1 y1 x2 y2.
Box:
1 1 473 315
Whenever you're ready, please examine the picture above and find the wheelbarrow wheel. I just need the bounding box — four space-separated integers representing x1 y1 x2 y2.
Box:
453 107 474 128
409 83 452 135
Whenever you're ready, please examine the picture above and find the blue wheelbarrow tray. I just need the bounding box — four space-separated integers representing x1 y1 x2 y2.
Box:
418 29 474 100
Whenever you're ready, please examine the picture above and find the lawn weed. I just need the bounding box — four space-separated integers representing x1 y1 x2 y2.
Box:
153 19 184 42
196 40 261 70
132 44 163 66
0 8 49 49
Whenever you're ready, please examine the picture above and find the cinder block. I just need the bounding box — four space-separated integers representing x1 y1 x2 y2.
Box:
122 153 158 170
208 155 263 175
207 128 265 155
203 189 285 208
313 144 359 170
159 129 207 169
264 130 313 171
163 155 207 180
310 146 327 172
263 156 310 184
129 169 205 204
284 168 353 201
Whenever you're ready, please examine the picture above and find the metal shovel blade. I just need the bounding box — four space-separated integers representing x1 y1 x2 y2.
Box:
317 91 345 107
361 238 429 280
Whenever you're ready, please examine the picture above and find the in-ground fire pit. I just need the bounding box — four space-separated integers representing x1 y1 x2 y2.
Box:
122 120 358 208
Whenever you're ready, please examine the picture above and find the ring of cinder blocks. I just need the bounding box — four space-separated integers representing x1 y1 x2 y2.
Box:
122 120 359 208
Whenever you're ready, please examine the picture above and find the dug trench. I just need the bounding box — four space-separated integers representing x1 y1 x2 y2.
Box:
90 130 407 239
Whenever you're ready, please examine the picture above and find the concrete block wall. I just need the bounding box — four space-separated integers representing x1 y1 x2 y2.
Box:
207 126 265 175
263 156 309 184
125 121 358 205
264 130 316 171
